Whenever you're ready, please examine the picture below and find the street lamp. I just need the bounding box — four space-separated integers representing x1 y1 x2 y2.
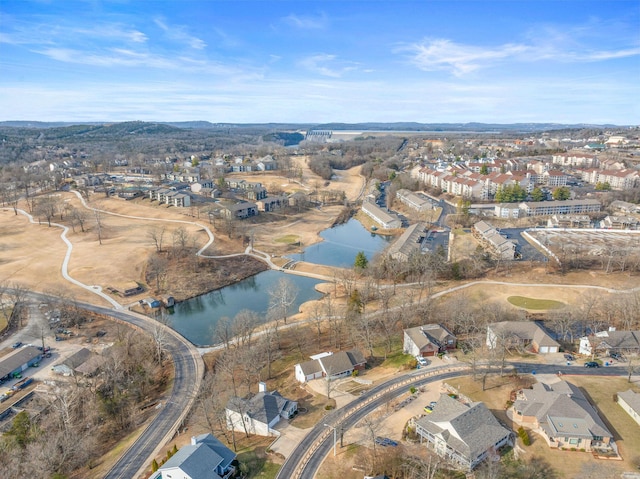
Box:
324 423 337 457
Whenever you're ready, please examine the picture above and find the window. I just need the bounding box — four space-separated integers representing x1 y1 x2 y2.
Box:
569 439 578 445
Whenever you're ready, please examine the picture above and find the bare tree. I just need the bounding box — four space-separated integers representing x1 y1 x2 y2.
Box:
93 209 105 245
268 277 298 325
148 226 166 253
232 309 259 349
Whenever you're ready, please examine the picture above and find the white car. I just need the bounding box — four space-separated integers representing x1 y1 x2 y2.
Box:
416 356 429 367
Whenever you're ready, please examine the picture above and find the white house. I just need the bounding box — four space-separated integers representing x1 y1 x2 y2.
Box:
294 350 366 383
225 382 297 437
617 390 640 427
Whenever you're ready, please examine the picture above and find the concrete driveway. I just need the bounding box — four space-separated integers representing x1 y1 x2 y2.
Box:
270 419 310 458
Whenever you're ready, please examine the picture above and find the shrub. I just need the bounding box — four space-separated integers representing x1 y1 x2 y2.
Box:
324 405 333 410
351 370 359 377
152 459 159 472
517 427 531 446
410 387 417 394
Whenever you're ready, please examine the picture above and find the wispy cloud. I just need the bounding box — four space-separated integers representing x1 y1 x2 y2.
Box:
402 39 527 76
299 54 357 78
154 17 206 50
282 13 328 30
401 37 640 76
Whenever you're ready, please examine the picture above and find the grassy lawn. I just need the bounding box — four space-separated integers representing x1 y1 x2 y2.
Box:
507 296 565 310
274 234 300 244
380 350 414 369
236 442 282 479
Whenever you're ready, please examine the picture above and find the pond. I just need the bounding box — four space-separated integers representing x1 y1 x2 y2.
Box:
287 218 392 267
166 270 324 346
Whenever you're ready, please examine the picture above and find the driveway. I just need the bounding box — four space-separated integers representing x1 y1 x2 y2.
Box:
270 420 309 458
305 377 358 409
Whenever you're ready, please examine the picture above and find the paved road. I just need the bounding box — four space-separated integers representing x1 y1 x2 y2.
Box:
278 361 631 479
12 291 203 479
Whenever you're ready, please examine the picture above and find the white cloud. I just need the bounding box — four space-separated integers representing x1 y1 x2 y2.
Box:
401 37 640 76
154 17 206 50
299 54 357 78
282 13 328 30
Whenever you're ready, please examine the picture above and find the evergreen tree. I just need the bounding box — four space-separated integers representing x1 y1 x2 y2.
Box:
552 186 571 200
354 251 368 270
530 187 545 202
480 164 489 175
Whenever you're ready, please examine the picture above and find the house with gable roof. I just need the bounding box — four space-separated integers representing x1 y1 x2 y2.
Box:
512 379 613 452
617 390 640 427
294 350 366 383
403 324 456 357
415 393 512 470
486 321 559 354
154 433 236 479
225 383 297 437
578 328 640 356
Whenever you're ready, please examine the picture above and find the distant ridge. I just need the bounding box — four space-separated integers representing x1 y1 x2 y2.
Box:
0 120 625 133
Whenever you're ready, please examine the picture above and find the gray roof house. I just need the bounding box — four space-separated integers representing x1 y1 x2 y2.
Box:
487 321 559 354
155 433 236 479
513 380 613 452
387 223 428 262
579 329 640 356
415 393 512 470
294 350 366 383
403 324 457 357
617 390 640 427
225 383 297 437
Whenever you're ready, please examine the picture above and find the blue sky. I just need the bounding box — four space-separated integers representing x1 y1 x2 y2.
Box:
1 0 639 124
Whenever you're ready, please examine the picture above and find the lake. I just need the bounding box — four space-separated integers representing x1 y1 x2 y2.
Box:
168 218 393 346
167 270 324 346
287 218 392 267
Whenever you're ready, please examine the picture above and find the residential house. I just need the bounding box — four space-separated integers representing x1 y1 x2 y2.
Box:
220 202 258 219
415 394 512 470
361 200 402 229
387 223 428 262
225 382 297 437
617 390 640 427
294 350 366 383
155 433 236 479
190 181 215 193
494 203 521 219
472 221 517 260
395 189 431 212
256 155 277 171
610 200 640 214
547 214 592 229
578 329 640 356
403 324 456 357
512 380 613 452
599 215 639 230
486 321 559 354
257 195 287 212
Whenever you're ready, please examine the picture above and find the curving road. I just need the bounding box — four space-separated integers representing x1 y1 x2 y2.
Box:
277 362 631 479
15 290 203 479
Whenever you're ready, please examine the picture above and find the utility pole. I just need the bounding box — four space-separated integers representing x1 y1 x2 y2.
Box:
324 424 337 457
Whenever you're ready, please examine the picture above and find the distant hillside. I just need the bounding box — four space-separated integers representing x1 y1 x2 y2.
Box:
0 120 626 133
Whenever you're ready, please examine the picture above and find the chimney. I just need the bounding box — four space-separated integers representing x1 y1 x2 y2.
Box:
258 381 267 393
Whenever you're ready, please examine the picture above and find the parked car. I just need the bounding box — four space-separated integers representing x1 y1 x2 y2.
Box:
584 361 600 368
609 352 623 361
564 354 575 361
11 342 22 349
416 356 429 367
424 405 434 414
375 436 398 447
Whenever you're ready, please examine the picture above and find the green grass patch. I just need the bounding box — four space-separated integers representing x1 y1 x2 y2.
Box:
274 235 300 244
507 296 565 310
380 351 414 368
237 448 281 479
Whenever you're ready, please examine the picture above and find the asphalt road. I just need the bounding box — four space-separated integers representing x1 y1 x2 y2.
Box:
277 361 631 479
13 291 203 479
